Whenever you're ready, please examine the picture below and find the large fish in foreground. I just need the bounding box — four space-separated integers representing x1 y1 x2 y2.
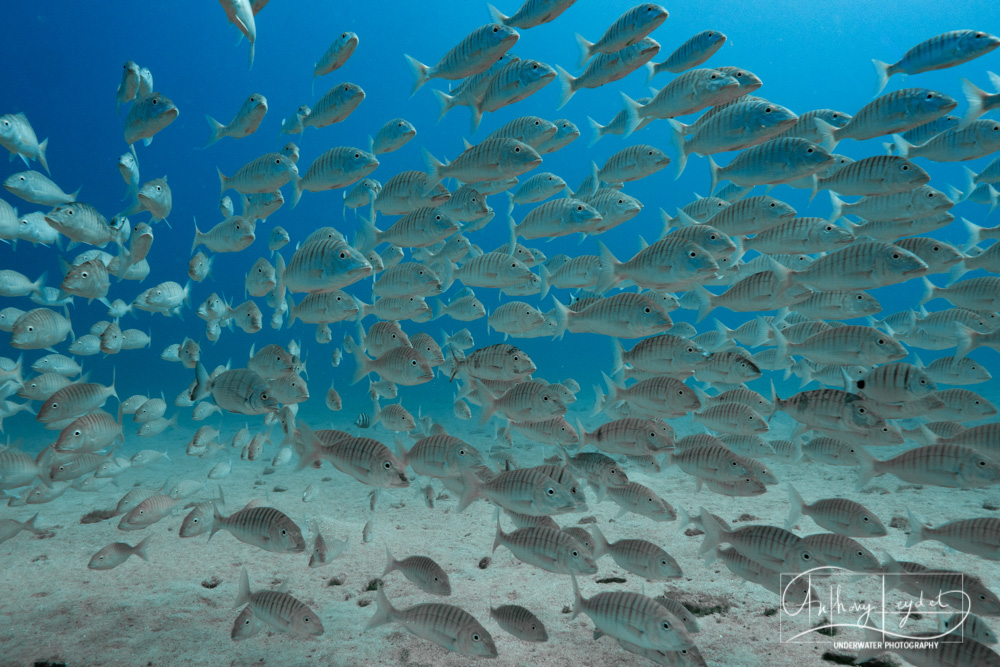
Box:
191 363 277 415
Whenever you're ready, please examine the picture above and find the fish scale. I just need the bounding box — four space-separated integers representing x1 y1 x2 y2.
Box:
374 171 450 215
579 417 673 455
650 29 726 77
864 444 1000 488
705 518 812 571
562 292 672 338
853 362 935 403
603 374 699 418
591 526 681 579
815 155 929 196
781 324 906 366
305 83 364 128
629 68 739 123
37 380 117 423
572 584 690 651
745 217 852 254
695 403 768 435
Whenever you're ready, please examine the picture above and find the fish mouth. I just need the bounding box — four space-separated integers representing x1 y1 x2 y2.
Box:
901 266 928 277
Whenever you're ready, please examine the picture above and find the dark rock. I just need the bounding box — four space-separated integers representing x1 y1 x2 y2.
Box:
80 509 117 524
478 557 491 570
262 467 276 475
763 607 777 617
596 577 627 584
357 598 371 607
735 513 759 522
201 576 221 589
577 515 596 524
328 576 344 586
322 477 333 482
272 486 288 493
684 528 705 537
561 605 572 614
889 515 908 530
664 588 732 617
984 501 1000 511
814 618 837 636
364 578 384 592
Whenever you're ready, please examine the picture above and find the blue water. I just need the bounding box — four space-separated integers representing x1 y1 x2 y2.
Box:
2 1 1000 665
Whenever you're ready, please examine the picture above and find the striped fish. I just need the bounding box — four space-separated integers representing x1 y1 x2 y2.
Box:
218 152 297 195
873 30 1000 94
365 586 497 658
782 240 928 292
210 505 306 553
118 493 179 531
405 23 519 95
818 88 956 147
557 39 660 109
457 466 577 516
570 575 692 651
423 137 541 191
590 525 681 580
648 29 726 79
235 568 323 637
814 154 929 198
281 237 371 293
490 604 548 642
493 518 597 574
291 146 378 207
857 444 1000 489
374 170 451 215
303 82 365 129
897 119 1000 162
575 4 668 66
709 136 833 193
907 509 1000 560
623 69 740 130
487 0 576 29
472 58 556 131
800 533 880 572
698 510 816 573
297 424 408 489
605 482 675 521
382 547 451 595
785 485 886 537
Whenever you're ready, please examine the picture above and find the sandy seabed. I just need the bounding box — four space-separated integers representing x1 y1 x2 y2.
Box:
1 401 998 667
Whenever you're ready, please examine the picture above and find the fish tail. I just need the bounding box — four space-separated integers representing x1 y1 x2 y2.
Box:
381 545 396 577
192 361 211 402
37 138 49 175
474 379 499 426
644 60 657 85
697 508 724 558
588 525 609 559
871 59 892 96
693 286 714 323
247 38 255 70
955 323 978 359
133 535 152 562
585 116 605 148
364 584 396 631
217 168 228 198
431 89 455 123
204 115 225 148
234 567 251 609
707 155 721 196
555 65 576 110
486 3 507 23
590 383 605 417
918 277 937 305
667 119 689 179
962 214 984 250
23 513 40 534
403 54 430 96
421 147 445 194
574 33 593 69
961 77 987 127
827 191 845 223
538 264 553 301
469 101 484 134
891 134 912 159
550 296 570 341
855 455 878 491
357 216 379 253
812 117 839 153
290 176 304 208
904 508 926 548
784 484 804 529
455 469 481 513
347 336 372 385
595 241 620 294
492 515 504 553
570 573 583 620
620 92 643 137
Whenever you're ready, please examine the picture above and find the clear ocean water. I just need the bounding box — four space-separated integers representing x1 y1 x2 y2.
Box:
1 1 1000 666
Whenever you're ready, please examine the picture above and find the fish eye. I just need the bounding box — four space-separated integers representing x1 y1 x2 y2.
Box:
710 74 717 79
662 622 670 630
514 146 520 152
261 393 269 400
891 253 900 259
765 107 772 113
769 202 775 207
644 307 651 313
546 487 554 495
901 164 909 171
151 99 157 105
807 147 814 153
926 93 933 99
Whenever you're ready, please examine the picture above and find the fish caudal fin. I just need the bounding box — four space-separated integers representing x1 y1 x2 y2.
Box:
555 65 576 110
904 508 927 548
871 59 892 96
403 54 430 96
204 115 225 148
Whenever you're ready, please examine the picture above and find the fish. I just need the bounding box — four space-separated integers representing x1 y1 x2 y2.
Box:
124 92 179 148
382 548 451 595
219 153 297 195
589 525 682 580
647 29 727 79
487 0 576 29
785 485 886 537
3 171 78 206
493 517 597 574
0 113 49 173
234 569 323 637
906 509 1000 560
88 537 150 570
219 0 257 68
313 31 359 88
365 586 497 658
873 30 1000 94
291 146 378 207
570 575 692 651
204 93 267 147
489 604 547 642
404 23 519 95
370 118 417 155
575 3 668 67
210 505 305 553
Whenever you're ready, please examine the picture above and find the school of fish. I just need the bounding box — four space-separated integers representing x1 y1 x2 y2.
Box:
4 1 1000 665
